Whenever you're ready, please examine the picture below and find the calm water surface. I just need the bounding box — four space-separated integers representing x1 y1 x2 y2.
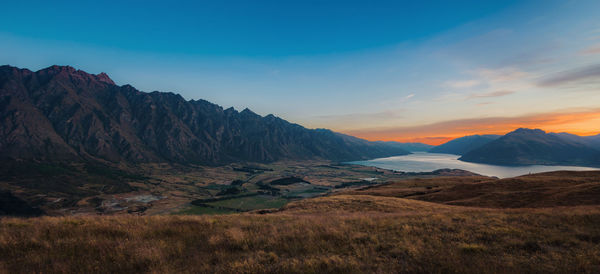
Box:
350 152 599 178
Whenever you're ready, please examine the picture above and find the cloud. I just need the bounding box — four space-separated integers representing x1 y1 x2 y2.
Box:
314 111 400 120
405 94 415 99
473 67 529 82
443 80 480 89
311 110 403 129
579 44 600 55
537 64 600 87
467 90 514 100
343 108 600 145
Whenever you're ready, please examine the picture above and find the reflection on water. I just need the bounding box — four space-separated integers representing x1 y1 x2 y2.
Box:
350 152 599 178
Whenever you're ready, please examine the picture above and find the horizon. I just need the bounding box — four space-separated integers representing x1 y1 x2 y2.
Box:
2 1 599 145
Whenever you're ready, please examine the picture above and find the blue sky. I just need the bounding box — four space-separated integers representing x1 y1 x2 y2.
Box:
1 0 600 143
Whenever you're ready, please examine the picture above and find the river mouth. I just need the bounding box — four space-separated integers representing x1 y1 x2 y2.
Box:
349 152 599 178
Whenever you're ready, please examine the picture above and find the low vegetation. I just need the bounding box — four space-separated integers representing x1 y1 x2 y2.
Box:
1 161 426 215
1 201 600 273
346 171 600 208
1 170 599 273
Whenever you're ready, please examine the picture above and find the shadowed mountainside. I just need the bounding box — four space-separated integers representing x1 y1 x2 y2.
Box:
551 132 600 150
429 134 500 155
375 141 434 152
459 128 600 167
0 65 408 165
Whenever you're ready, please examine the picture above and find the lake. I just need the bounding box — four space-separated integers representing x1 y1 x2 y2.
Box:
349 152 599 178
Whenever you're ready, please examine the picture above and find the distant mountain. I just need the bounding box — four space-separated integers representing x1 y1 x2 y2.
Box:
429 134 500 155
586 134 600 150
0 65 408 165
375 141 434 152
460 128 600 167
551 132 600 150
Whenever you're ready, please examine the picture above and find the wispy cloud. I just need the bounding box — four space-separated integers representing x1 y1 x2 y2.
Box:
467 90 514 100
579 44 600 55
537 64 600 87
443 80 480 89
311 110 403 129
440 67 528 102
314 111 401 120
473 67 529 82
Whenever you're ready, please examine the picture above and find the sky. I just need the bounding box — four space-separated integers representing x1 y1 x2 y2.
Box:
1 0 599 145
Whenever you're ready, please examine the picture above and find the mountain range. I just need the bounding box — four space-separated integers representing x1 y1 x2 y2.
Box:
375 141 434 152
0 65 409 165
429 134 500 155
2 65 599 169
458 129 600 167
549 132 600 150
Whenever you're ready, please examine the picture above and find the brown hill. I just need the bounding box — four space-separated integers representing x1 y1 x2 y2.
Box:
342 171 600 208
279 194 454 214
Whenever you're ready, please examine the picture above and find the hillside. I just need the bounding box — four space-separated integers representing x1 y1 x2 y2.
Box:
343 170 600 208
375 141 433 152
459 128 600 167
429 134 500 155
586 134 600 149
0 65 408 166
551 132 600 150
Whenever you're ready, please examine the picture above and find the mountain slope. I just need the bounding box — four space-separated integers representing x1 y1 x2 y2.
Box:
375 141 434 152
0 65 408 165
459 128 600 166
552 132 600 150
586 134 600 150
429 134 500 155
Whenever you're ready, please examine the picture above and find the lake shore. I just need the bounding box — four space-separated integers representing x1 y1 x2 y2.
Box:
350 152 600 178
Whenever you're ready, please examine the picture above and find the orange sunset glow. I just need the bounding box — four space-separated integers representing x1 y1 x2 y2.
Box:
345 109 600 145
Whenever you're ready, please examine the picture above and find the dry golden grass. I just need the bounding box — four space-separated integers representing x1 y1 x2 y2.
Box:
2 171 600 273
280 194 454 214
340 176 492 198
345 171 600 208
1 199 600 273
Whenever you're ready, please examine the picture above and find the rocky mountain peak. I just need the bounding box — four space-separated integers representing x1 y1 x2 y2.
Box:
95 72 115 85
0 64 409 165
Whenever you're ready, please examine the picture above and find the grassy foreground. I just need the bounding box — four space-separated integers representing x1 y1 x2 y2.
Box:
1 199 600 273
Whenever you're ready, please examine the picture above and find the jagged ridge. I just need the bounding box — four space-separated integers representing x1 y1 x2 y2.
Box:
0 65 409 165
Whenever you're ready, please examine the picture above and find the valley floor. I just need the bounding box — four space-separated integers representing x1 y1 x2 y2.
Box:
0 160 474 216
